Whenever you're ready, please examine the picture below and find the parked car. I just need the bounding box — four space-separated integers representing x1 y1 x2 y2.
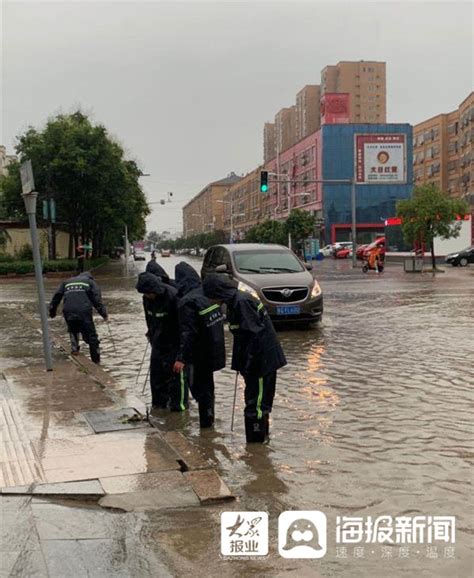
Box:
445 246 474 267
201 244 323 323
133 249 146 261
161 249 171 257
319 244 336 257
334 248 352 259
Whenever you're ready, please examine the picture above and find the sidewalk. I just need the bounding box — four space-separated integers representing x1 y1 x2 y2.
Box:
0 305 233 577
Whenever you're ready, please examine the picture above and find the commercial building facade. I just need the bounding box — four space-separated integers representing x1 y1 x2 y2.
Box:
222 166 263 241
182 172 242 237
413 92 473 237
261 122 412 245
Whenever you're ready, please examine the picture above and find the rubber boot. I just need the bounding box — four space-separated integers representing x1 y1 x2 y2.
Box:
245 417 266 443
90 345 101 364
198 404 214 428
263 414 270 442
69 333 80 355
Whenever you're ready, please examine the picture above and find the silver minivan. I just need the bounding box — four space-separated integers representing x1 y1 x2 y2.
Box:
201 244 323 323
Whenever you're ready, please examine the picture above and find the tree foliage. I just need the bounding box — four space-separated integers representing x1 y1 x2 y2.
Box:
396 184 468 269
285 209 316 246
244 220 287 245
0 111 150 257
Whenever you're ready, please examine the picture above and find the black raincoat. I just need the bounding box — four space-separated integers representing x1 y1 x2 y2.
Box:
175 262 225 371
49 272 107 321
136 272 179 351
145 261 174 286
202 275 287 377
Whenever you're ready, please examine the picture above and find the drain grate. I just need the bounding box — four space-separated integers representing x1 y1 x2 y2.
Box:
82 408 149 433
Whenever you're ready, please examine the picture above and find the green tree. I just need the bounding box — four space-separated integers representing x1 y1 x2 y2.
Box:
245 220 287 245
396 184 468 270
285 209 316 251
146 230 161 245
0 111 149 258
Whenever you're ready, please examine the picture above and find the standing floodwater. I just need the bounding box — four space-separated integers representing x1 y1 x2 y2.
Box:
2 256 472 576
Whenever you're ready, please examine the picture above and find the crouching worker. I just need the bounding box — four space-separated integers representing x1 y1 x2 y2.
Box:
136 271 188 411
173 262 225 428
49 272 108 364
203 275 287 443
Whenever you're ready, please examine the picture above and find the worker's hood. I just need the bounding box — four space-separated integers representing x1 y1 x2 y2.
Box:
175 262 201 297
136 272 166 295
146 260 171 284
202 275 238 303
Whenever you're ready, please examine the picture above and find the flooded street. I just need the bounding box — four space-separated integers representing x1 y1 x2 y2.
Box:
1 256 473 577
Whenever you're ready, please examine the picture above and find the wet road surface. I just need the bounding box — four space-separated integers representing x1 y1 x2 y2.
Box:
1 256 473 577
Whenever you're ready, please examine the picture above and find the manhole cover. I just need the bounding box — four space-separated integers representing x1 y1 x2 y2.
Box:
82 408 149 433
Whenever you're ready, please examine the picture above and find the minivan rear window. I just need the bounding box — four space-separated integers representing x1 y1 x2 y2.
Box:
233 250 304 274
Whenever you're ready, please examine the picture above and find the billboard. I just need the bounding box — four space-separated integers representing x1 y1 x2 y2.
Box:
355 134 406 184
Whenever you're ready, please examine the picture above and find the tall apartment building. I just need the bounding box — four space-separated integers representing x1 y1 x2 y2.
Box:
182 172 242 237
296 85 321 141
222 166 263 241
321 61 386 123
275 106 297 153
263 123 276 164
413 92 473 207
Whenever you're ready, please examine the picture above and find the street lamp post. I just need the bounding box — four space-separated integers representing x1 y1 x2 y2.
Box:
22 191 53 371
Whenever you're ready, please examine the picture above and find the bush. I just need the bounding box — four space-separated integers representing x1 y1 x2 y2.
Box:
0 256 109 276
0 254 15 263
15 244 35 260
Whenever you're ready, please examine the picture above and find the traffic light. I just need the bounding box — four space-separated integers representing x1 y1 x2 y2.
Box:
260 171 269 193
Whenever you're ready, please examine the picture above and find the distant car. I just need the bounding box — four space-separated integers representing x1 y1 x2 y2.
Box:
201 243 323 324
161 249 171 257
334 248 352 259
134 249 146 261
445 246 474 267
319 244 336 257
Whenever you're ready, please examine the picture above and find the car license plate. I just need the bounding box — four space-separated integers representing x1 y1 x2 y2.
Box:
276 305 301 315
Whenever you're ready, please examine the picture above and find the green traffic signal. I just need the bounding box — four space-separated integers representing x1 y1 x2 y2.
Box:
260 171 269 193
261 184 268 193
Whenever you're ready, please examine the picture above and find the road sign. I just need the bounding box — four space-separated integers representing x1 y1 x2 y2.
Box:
20 160 35 195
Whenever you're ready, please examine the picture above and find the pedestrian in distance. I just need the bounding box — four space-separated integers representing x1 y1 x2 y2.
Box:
49 272 108 364
203 275 287 443
173 262 226 428
136 271 188 411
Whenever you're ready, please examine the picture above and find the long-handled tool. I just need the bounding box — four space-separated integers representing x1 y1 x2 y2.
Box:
105 321 118 353
231 372 239 432
135 342 149 384
141 366 150 395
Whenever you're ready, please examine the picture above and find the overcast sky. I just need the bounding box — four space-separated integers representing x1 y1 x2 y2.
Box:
2 0 472 235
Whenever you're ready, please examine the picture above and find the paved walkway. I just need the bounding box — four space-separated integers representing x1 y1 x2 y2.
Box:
0 305 233 577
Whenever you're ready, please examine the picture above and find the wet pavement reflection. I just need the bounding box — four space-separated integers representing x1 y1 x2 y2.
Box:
1 256 473 576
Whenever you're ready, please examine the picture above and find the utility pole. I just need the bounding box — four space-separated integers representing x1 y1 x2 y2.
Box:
287 174 292 249
20 161 53 371
124 224 130 275
351 179 357 268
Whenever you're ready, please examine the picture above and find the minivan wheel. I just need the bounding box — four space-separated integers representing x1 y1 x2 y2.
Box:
459 257 468 267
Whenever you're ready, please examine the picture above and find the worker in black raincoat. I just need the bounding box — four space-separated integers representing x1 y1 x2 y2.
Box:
136 271 188 411
145 260 174 286
203 275 287 443
173 262 225 428
49 272 108 363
